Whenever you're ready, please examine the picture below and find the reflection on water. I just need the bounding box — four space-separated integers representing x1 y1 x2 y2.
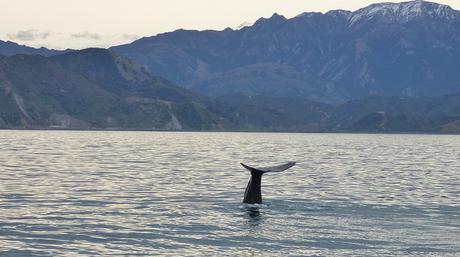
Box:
243 205 263 226
0 131 459 256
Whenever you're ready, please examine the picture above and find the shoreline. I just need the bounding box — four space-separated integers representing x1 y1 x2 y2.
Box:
0 127 459 136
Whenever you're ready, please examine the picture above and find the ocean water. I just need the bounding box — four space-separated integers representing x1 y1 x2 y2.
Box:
0 131 459 256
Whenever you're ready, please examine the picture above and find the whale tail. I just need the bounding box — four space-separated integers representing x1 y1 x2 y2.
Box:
241 161 296 204
240 161 296 174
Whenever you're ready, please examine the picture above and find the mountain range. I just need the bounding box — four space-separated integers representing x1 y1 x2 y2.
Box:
113 0 460 103
1 0 460 133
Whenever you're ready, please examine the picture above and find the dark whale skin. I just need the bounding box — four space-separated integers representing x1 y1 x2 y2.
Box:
241 162 295 204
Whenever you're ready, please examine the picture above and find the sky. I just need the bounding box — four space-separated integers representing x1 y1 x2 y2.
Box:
1 0 459 50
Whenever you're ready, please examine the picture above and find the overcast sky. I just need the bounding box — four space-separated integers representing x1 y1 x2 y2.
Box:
1 0 459 50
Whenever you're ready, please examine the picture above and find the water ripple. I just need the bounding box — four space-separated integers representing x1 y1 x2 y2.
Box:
0 131 459 256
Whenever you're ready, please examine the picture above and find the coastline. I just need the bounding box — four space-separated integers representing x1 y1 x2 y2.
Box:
1 127 459 136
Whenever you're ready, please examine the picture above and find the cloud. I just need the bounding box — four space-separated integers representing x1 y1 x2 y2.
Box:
7 29 51 41
121 34 140 41
70 31 102 40
3 30 142 50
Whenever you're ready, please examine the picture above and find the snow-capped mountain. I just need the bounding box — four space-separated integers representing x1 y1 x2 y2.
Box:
112 1 460 103
349 0 459 25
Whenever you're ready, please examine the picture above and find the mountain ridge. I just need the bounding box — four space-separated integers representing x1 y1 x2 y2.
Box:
112 0 460 103
0 40 71 57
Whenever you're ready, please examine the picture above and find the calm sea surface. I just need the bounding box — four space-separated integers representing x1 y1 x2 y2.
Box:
0 131 459 256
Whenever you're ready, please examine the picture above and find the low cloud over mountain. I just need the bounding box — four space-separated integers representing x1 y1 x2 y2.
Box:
7 29 52 42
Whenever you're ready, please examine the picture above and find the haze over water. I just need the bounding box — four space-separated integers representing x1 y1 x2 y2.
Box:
0 131 459 256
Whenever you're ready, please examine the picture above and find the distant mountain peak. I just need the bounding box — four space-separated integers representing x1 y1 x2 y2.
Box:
254 13 287 26
349 0 459 25
270 12 286 19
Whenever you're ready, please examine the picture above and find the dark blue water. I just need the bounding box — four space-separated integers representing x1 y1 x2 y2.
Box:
0 131 459 256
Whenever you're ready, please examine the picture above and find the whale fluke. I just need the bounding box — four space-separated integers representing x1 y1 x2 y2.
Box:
241 162 296 173
241 162 296 204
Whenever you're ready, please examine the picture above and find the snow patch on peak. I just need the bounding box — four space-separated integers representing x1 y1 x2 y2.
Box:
326 9 352 18
236 21 254 30
295 12 319 19
296 10 351 19
349 0 459 25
